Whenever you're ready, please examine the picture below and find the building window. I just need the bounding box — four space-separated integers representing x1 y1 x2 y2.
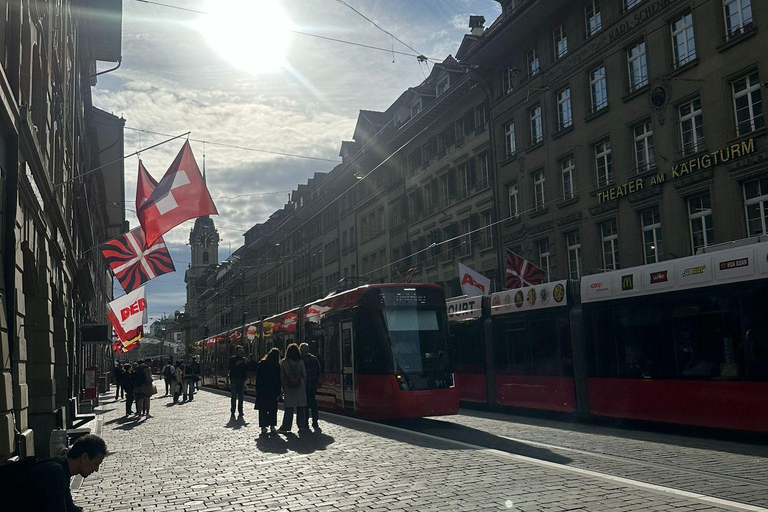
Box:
557 86 573 130
732 70 764 136
460 218 472 256
627 41 648 92
585 0 602 37
688 193 714 253
436 77 449 97
411 100 422 118
475 103 488 129
561 156 575 200
527 47 540 77
723 0 753 38
502 67 514 94
641 207 663 264
505 121 516 157
567 231 581 280
633 120 655 172
508 183 519 218
594 139 612 187
553 24 568 60
590 66 608 112
537 239 551 282
601 219 620 270
478 153 491 189
482 210 494 249
529 105 543 145
625 0 644 10
534 170 546 210
679 98 704 156
671 13 696 68
743 177 768 236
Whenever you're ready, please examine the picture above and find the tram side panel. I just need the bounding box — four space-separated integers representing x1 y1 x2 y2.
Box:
581 244 768 432
447 295 489 404
490 281 577 413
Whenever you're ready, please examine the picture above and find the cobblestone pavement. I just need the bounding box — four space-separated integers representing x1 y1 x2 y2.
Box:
393 409 768 509
72 386 767 511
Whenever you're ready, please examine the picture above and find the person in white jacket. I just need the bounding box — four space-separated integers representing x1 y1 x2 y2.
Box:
278 343 307 432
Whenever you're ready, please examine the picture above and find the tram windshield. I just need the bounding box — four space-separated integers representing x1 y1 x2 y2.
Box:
384 308 448 373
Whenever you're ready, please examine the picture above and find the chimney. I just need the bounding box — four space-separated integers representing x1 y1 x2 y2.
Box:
469 15 485 36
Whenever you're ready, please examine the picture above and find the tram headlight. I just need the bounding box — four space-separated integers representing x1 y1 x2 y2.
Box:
396 374 409 391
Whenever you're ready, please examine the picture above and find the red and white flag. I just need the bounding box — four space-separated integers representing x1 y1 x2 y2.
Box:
459 263 491 296
136 160 158 209
137 141 217 246
107 287 148 346
505 249 546 288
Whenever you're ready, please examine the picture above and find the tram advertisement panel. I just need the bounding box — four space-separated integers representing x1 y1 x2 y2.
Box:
490 280 568 315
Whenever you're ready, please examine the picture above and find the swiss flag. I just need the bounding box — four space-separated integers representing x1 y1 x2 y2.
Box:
137 141 217 246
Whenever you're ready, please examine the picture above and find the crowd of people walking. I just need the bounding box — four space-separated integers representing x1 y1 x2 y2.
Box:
111 343 323 434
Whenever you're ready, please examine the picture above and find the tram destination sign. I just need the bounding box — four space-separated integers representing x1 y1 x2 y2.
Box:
597 139 756 204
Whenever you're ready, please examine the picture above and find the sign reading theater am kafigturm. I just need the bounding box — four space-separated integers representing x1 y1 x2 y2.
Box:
597 139 757 204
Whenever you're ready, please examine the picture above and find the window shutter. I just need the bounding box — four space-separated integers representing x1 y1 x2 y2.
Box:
448 169 457 197
468 159 477 189
470 213 481 243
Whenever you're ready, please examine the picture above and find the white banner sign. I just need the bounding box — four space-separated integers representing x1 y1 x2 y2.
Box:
459 263 491 297
108 286 148 333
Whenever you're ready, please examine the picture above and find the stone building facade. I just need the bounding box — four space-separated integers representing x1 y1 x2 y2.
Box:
0 0 124 459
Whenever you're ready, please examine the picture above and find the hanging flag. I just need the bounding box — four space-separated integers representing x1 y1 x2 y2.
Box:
459 263 491 296
306 304 331 324
101 227 175 293
107 287 148 345
505 249 545 288
137 141 218 246
136 160 158 210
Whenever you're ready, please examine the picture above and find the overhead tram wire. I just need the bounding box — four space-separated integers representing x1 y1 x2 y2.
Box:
130 0 437 63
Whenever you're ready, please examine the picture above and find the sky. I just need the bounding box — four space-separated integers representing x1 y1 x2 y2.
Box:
94 0 502 325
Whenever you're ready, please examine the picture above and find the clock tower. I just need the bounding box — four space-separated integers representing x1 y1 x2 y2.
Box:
185 216 219 340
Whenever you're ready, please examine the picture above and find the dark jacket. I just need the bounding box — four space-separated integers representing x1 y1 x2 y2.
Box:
302 354 322 391
11 456 81 511
255 360 281 400
228 355 247 381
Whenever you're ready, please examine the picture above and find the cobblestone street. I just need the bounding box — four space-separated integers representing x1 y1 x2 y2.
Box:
71 385 768 511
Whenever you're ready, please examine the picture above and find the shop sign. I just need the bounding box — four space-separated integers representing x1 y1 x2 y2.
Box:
609 0 680 43
447 297 482 321
597 139 755 204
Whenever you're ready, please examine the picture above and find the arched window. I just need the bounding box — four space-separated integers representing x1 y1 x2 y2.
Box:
203 251 209 264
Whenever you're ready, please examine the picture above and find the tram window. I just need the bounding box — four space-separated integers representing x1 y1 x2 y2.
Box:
499 319 529 374
320 321 340 373
614 303 665 378
746 285 768 380
587 306 618 377
355 313 392 374
529 317 560 375
384 308 447 374
450 321 485 372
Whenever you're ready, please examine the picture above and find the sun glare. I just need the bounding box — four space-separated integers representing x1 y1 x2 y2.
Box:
195 0 293 74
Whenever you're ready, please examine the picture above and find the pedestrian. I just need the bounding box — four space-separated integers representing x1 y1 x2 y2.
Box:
134 358 157 417
255 348 281 435
278 343 307 433
229 345 247 419
182 358 196 401
126 363 141 417
4 433 107 511
299 342 322 431
161 360 175 396
172 361 184 403
113 363 124 400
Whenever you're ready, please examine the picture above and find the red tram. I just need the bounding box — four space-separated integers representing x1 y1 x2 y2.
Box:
197 284 459 420
447 240 768 432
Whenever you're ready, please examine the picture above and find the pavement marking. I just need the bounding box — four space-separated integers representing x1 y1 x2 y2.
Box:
496 433 768 487
332 412 768 512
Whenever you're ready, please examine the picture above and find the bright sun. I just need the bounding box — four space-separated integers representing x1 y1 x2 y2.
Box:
195 0 293 74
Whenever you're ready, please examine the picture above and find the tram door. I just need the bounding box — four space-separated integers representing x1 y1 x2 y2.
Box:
340 321 356 412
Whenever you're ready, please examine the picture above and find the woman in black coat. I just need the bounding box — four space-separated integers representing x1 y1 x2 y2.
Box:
255 348 282 435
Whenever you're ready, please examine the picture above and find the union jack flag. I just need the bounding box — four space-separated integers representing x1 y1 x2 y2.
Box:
101 228 175 293
505 248 545 288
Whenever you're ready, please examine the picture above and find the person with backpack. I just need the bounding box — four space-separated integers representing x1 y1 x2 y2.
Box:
161 360 175 396
255 348 281 435
278 343 307 433
3 433 107 511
